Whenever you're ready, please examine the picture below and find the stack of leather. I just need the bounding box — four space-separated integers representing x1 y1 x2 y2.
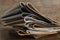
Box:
0 2 60 38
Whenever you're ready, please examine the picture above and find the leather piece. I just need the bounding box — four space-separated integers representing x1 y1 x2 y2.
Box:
0 2 60 38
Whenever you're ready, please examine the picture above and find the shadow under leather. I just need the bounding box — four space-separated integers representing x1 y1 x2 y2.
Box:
9 30 34 40
0 27 60 40
9 30 60 40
